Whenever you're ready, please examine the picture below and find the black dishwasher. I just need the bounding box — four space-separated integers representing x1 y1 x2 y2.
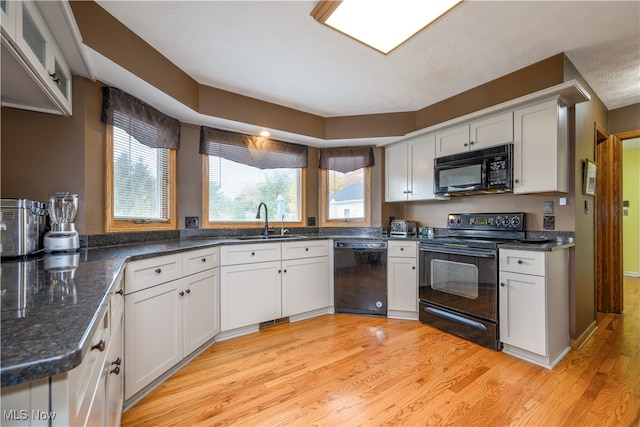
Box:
333 240 387 316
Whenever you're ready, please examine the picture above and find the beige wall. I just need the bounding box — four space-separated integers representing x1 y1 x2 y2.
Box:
1 77 87 232
609 104 640 135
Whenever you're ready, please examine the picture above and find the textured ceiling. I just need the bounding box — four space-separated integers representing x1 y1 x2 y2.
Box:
94 0 639 118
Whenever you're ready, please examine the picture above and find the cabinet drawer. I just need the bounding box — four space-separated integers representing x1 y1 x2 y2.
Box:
110 273 125 325
499 249 545 276
388 240 417 258
183 247 219 276
282 239 329 260
125 254 182 294
221 242 281 266
63 307 110 426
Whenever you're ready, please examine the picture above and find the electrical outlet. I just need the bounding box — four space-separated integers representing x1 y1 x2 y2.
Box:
543 216 555 230
185 216 199 229
307 217 316 226
543 201 554 214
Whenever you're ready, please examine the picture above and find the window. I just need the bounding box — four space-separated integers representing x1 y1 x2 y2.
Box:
205 156 303 223
326 167 367 221
319 146 374 226
200 126 307 227
102 87 179 231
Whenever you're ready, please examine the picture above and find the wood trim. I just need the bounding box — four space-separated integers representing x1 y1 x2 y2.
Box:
320 167 371 227
309 1 342 23
105 126 178 232
569 320 598 350
616 130 640 141
595 122 623 314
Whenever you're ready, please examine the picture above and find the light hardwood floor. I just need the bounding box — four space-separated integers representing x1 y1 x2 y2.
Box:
122 277 639 426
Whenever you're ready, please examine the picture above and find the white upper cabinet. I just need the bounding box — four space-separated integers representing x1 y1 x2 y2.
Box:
386 133 444 202
1 0 73 115
1 0 17 39
435 111 514 157
513 98 569 194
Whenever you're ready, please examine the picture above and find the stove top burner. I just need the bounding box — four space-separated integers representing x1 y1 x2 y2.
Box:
420 212 531 249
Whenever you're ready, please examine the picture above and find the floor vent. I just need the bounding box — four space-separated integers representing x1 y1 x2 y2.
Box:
259 317 290 329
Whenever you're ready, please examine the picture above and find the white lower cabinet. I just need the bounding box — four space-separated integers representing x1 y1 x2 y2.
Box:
124 278 183 400
499 248 570 369
220 240 331 333
1 275 125 427
387 241 418 319
221 260 282 331
282 257 329 316
124 248 220 400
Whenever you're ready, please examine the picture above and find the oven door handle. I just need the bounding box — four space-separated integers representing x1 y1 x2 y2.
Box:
419 245 496 258
424 306 488 331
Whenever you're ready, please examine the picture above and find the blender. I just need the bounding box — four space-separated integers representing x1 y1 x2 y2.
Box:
44 193 79 252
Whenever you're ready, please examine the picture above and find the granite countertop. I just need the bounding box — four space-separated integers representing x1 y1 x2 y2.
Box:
0 232 570 388
0 237 250 388
497 240 576 251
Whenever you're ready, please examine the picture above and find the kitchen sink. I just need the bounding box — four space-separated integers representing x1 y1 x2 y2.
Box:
235 235 306 240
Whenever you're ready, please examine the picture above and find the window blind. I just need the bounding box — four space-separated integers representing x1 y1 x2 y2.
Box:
318 146 374 173
101 86 180 150
199 126 308 169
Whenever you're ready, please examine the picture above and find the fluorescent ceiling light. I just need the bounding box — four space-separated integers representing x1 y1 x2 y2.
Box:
311 0 463 54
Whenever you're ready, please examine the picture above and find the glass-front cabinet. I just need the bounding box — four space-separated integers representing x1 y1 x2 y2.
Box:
1 0 16 38
1 0 72 115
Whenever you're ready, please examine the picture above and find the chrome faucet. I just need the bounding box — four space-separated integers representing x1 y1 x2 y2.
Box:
256 202 269 236
281 214 289 235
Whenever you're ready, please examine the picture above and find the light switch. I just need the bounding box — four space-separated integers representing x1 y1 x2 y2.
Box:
559 197 567 206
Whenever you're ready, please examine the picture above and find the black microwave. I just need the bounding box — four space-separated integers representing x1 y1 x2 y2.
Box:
434 144 513 196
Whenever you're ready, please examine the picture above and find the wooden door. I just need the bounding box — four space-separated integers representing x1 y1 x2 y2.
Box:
595 124 623 313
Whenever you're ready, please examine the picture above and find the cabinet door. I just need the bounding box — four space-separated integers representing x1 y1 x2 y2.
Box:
1 0 17 39
408 134 437 201
282 257 329 317
513 99 567 194
385 142 409 202
46 41 72 113
470 111 513 150
183 268 220 355
124 279 182 400
387 257 418 312
499 271 546 355
435 123 470 157
106 311 124 427
14 1 48 79
220 261 282 331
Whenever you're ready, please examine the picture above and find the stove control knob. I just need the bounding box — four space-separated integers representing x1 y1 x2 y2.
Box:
502 217 510 226
510 216 521 228
495 216 503 227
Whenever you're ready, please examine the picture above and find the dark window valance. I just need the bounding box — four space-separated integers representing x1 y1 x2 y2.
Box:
199 126 308 169
318 146 375 173
101 86 180 150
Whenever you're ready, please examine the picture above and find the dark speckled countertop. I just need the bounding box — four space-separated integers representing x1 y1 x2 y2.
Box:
0 231 571 388
0 236 260 388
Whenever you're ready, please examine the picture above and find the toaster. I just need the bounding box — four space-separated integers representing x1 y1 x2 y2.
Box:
0 198 48 257
390 220 417 237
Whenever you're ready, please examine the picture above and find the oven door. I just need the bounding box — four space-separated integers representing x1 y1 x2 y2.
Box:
418 244 497 322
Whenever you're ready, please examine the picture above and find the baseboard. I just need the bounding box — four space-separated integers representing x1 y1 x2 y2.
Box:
623 271 640 278
570 320 598 350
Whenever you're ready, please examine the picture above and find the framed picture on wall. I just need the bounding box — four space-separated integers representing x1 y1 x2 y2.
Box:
583 159 597 196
